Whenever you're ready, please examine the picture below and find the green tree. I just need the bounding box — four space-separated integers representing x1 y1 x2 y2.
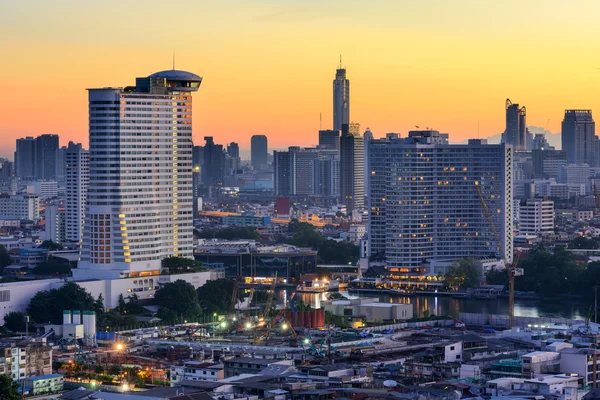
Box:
569 236 600 250
0 374 19 400
32 259 71 276
0 245 11 273
40 240 62 251
161 257 203 274
155 280 202 321
444 258 480 289
197 226 260 241
196 278 241 314
27 282 97 324
127 294 145 314
117 294 127 313
3 312 28 332
485 267 508 286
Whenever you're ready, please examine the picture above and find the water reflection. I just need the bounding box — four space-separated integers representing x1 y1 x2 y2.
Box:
276 290 588 320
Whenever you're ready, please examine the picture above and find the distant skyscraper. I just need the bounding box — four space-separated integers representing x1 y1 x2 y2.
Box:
34 134 59 180
202 137 225 187
318 130 340 150
363 128 373 200
55 145 67 187
504 99 526 151
340 123 364 214
78 69 201 279
251 135 268 170
274 150 292 196
227 142 240 171
15 137 35 180
65 142 89 242
368 132 513 274
562 110 596 165
333 63 350 131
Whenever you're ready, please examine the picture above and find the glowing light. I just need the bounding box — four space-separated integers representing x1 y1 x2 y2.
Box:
116 343 124 351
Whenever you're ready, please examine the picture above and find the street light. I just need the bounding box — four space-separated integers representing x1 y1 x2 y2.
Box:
245 322 252 329
281 323 288 330
116 343 124 351
220 321 227 329
303 338 310 345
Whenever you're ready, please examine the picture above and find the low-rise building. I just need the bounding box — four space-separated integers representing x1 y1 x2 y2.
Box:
519 199 555 236
295 363 372 387
170 361 224 385
560 348 600 387
223 357 293 378
0 339 53 381
23 373 63 395
521 350 561 378
222 213 271 227
323 297 413 323
486 374 580 399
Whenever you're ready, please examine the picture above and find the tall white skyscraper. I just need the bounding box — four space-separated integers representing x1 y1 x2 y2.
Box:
77 69 201 280
65 142 89 242
368 131 513 276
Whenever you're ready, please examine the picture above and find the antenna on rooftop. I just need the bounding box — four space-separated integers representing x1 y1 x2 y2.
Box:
339 54 342 69
172 51 175 70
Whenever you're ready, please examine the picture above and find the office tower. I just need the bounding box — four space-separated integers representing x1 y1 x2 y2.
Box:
44 205 66 244
227 142 240 171
34 134 59 180
274 151 292 196
78 69 201 279
363 128 373 200
340 123 364 214
28 180 58 200
251 135 268 170
532 150 566 178
504 99 527 151
519 199 555 236
202 137 225 187
368 131 513 275
15 137 35 180
333 63 350 131
318 130 340 150
562 110 596 165
65 142 89 242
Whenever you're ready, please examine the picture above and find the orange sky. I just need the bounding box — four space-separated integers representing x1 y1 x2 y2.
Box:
1 0 600 158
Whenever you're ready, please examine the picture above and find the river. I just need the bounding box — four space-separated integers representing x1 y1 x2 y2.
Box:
275 290 590 320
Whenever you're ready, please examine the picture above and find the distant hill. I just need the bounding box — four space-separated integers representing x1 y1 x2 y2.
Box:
456 126 561 150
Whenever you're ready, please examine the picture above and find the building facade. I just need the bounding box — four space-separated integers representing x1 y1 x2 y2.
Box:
562 110 596 165
368 132 513 275
65 142 89 242
0 193 39 220
251 134 268 170
319 129 340 150
340 123 364 214
518 199 555 236
44 206 66 244
77 69 200 280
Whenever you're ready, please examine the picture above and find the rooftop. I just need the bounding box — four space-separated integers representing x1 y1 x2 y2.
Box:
148 69 202 82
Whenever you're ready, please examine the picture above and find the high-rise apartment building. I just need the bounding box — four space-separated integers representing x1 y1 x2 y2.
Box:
363 128 373 200
368 132 513 275
34 134 59 180
274 147 340 197
318 130 340 150
77 69 201 280
340 123 364 214
251 135 268 170
562 110 596 165
202 137 225 187
65 142 89 242
44 205 66 244
333 64 350 131
518 199 554 236
15 137 35 180
504 99 527 151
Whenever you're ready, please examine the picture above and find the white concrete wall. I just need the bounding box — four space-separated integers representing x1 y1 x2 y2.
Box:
0 279 62 322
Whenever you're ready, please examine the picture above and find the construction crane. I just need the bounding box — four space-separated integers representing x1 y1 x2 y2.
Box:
230 276 239 312
475 183 523 328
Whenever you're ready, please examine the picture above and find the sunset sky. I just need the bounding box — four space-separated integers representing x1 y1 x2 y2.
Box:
1 0 600 158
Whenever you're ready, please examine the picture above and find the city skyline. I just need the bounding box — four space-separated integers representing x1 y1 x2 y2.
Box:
2 0 600 157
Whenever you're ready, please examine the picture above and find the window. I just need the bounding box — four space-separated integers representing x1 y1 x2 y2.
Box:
450 346 455 351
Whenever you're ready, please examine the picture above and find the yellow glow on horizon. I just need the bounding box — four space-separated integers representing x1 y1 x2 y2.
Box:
1 0 600 155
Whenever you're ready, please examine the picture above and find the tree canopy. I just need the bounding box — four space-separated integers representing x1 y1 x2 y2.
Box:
283 219 359 265
33 258 71 276
0 245 11 273
161 256 204 274
444 258 480 289
0 374 20 400
40 240 62 251
196 278 243 314
27 282 99 324
3 312 28 332
155 280 202 322
569 236 600 250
